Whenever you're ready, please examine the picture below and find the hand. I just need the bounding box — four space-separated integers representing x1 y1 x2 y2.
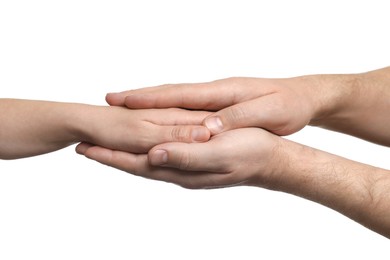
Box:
76 106 211 154
77 126 390 238
0 99 211 159
106 70 390 146
106 77 322 136
76 128 283 189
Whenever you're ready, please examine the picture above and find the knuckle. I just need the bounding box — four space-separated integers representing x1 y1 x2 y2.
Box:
178 151 192 170
170 126 191 142
226 105 247 122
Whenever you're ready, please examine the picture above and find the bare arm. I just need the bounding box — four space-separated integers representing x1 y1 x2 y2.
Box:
106 67 390 146
76 128 390 238
276 138 390 237
309 67 390 146
0 99 210 159
0 99 82 159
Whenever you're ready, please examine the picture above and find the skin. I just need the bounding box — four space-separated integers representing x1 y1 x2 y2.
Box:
76 128 390 238
77 67 390 237
106 67 390 145
0 99 210 159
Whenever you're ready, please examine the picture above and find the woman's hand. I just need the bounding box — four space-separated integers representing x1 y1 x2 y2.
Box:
74 106 211 154
0 99 210 159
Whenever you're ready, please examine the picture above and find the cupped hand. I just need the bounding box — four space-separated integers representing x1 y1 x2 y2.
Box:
106 77 319 136
76 128 284 189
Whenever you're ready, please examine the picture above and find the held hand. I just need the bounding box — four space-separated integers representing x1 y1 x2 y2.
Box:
78 107 211 154
76 128 283 189
106 77 319 136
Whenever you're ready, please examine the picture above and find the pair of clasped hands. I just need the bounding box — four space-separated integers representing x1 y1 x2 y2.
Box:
75 69 390 195
3 67 390 237
76 77 316 190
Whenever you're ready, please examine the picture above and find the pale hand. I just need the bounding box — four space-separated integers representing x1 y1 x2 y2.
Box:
78 106 212 154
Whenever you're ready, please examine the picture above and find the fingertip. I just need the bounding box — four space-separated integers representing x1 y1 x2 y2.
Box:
148 149 168 166
83 146 113 165
106 92 125 106
75 142 93 155
204 116 224 135
191 126 211 142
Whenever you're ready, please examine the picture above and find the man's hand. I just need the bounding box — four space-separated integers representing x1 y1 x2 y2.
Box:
106 68 390 146
106 77 322 136
76 128 282 189
76 127 390 238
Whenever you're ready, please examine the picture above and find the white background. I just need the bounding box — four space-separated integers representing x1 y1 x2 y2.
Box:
0 0 389 259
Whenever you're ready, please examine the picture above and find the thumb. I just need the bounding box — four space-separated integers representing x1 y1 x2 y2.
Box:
148 141 224 172
203 95 283 135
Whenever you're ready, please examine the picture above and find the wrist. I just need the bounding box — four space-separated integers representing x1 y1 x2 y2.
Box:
250 136 314 191
295 73 361 126
262 138 317 192
65 103 99 143
270 138 382 224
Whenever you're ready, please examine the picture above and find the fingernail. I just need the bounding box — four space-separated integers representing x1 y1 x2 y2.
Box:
204 116 223 133
191 127 209 142
151 150 168 165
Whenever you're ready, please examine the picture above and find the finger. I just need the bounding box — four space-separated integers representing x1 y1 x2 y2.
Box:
138 114 212 152
106 86 161 106
83 145 144 172
146 108 212 125
123 82 235 110
106 90 135 106
148 141 229 173
158 125 211 143
82 146 236 189
143 109 212 144
93 124 210 154
75 142 94 155
106 84 174 106
203 94 288 135
105 86 164 106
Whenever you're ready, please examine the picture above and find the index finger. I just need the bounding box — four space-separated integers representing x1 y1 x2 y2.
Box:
107 81 236 110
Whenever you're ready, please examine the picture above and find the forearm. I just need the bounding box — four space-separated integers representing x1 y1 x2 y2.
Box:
306 67 390 146
272 139 390 238
0 99 210 159
0 99 90 159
